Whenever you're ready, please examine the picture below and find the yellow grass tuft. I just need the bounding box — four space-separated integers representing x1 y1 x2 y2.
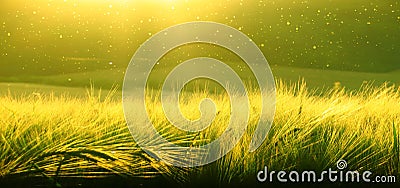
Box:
0 80 399 184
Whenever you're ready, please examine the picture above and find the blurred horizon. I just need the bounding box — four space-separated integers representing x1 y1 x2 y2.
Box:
1 0 400 77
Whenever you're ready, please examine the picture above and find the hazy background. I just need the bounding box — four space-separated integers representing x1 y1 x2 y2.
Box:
0 0 399 90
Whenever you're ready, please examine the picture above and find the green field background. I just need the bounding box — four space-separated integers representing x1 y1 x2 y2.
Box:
1 0 399 81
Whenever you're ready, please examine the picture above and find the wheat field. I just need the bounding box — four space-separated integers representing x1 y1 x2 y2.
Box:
0 80 399 186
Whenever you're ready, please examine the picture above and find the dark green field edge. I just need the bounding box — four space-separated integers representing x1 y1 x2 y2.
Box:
1 66 399 92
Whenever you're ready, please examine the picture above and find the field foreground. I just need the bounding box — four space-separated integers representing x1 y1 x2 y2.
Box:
0 81 399 187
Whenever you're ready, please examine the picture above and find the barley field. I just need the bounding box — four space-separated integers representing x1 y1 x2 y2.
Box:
1 80 399 187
